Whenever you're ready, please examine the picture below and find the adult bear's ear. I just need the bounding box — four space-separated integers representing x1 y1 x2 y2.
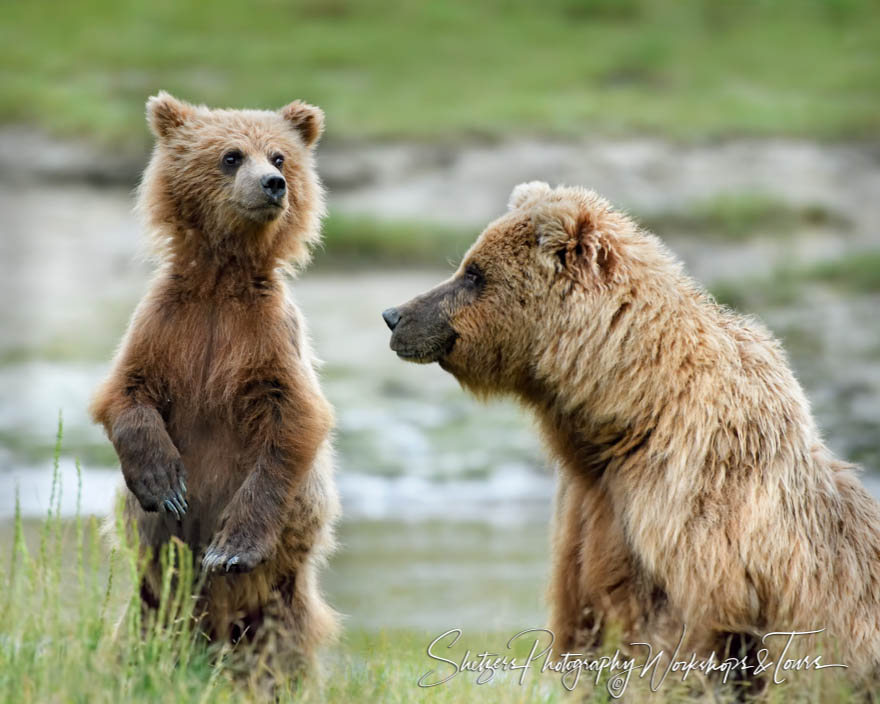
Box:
280 100 324 147
146 91 194 140
508 181 552 211
536 206 618 284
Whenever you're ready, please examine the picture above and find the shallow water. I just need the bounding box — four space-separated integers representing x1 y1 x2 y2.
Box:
2 253 877 631
1 135 878 630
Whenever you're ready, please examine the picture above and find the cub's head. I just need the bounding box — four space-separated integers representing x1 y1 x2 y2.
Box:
383 182 659 397
139 91 325 265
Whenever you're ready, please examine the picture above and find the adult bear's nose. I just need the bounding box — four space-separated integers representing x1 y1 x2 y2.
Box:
382 308 401 331
260 174 286 202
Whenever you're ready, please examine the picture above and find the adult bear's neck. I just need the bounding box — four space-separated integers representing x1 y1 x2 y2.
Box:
522 290 705 447
521 284 820 495
520 286 769 481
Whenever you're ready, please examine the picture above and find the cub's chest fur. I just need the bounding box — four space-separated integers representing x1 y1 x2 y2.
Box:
152 276 300 402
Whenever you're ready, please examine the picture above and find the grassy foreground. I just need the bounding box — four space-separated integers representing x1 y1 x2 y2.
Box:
0 486 566 702
0 425 867 702
1 0 878 146
0 426 558 703
3 514 860 704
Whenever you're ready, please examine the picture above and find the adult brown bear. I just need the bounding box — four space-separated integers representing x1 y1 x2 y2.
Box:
383 181 880 682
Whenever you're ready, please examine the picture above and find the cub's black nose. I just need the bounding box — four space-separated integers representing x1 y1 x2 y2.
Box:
382 308 401 331
261 174 286 202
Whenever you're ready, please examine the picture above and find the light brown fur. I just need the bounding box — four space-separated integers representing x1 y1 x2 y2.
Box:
386 181 880 681
90 93 339 683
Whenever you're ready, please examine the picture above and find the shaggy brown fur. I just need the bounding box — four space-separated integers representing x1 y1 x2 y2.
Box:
384 181 880 681
90 93 339 683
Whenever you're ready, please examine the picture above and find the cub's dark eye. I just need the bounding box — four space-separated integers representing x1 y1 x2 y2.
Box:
271 153 285 169
222 150 243 169
463 263 484 286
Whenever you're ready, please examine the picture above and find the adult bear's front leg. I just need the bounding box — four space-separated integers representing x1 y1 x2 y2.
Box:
549 470 647 654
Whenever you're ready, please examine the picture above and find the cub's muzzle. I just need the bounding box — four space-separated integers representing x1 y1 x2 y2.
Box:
260 173 286 204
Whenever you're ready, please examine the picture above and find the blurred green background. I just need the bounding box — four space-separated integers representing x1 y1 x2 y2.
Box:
1 1 879 700
2 0 879 143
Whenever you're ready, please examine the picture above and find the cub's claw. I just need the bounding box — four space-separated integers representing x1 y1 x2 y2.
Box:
125 457 188 516
202 547 219 571
201 537 266 574
162 493 186 521
163 499 181 520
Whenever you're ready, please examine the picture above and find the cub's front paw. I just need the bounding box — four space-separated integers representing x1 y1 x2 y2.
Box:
125 457 188 520
202 528 270 574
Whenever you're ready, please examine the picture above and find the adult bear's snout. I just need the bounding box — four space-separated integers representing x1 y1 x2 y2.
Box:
382 307 401 331
384 281 460 364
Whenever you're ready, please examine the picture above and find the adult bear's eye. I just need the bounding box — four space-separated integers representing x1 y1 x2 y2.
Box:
271 153 285 169
463 263 484 286
222 150 243 169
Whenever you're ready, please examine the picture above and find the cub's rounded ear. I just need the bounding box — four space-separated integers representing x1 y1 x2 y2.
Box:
146 91 194 140
280 100 324 147
508 181 552 211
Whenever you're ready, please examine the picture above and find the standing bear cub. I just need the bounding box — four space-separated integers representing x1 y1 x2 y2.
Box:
91 92 339 679
384 182 880 680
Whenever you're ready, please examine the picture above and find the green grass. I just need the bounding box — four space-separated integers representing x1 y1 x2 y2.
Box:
0 420 867 702
809 250 880 294
1 486 864 703
318 213 476 267
0 428 117 467
319 195 852 268
641 194 849 242
711 249 880 309
1 0 878 146
0 481 568 702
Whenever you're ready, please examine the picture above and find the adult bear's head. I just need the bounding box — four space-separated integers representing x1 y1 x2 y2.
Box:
383 182 686 400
